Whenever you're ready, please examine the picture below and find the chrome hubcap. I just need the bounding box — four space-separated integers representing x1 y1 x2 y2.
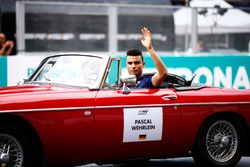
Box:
206 120 238 163
0 134 23 167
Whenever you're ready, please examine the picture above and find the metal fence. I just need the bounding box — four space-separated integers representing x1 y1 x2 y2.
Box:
16 1 250 55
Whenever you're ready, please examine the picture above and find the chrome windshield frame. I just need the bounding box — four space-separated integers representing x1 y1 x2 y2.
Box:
27 53 110 89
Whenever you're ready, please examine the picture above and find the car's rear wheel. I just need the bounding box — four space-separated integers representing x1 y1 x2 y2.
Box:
192 116 244 167
0 122 36 167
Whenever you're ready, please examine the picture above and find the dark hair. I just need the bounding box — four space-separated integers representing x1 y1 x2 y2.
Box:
126 49 144 62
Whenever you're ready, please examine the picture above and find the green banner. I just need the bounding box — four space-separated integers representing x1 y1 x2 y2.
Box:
0 57 7 87
121 55 250 89
1 54 250 89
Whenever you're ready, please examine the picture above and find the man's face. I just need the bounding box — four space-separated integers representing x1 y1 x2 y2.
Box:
126 55 144 78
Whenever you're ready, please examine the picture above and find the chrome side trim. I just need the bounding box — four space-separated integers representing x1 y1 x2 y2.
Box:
95 101 250 109
95 103 177 109
1 101 250 114
0 106 95 114
180 101 250 106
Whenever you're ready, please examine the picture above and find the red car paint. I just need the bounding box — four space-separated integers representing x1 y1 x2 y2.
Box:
0 54 250 167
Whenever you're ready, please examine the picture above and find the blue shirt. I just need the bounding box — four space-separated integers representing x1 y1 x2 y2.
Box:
129 75 153 88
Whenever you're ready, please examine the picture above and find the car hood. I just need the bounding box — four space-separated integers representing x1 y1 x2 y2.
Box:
0 85 52 95
0 84 95 112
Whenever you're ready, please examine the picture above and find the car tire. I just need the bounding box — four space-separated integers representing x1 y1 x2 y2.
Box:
0 121 37 167
192 116 244 167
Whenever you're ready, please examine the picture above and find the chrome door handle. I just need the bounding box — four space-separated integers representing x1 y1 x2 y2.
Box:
84 111 92 116
162 95 177 100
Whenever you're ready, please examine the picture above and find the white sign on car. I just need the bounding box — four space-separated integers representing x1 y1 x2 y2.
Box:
123 107 163 143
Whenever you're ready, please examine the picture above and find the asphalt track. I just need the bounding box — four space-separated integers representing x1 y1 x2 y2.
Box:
76 157 250 167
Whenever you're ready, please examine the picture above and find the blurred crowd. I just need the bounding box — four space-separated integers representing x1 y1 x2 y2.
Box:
0 33 14 56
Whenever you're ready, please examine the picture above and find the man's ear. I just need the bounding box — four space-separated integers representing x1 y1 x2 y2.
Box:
143 62 145 66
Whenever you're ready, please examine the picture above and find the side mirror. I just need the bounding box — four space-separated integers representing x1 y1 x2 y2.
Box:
120 74 136 94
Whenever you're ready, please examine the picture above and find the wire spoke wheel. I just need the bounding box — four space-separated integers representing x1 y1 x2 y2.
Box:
193 116 244 167
206 120 238 163
0 134 24 167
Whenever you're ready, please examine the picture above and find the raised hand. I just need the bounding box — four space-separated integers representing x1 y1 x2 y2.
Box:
140 27 152 49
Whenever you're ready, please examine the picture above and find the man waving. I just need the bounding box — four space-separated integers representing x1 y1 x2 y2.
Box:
126 27 168 88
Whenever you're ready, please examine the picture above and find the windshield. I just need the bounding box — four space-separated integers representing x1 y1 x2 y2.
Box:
33 56 102 87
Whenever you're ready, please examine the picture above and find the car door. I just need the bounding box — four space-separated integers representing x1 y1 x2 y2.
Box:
17 87 97 165
94 87 180 160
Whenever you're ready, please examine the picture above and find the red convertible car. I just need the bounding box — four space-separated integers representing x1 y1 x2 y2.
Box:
0 53 250 167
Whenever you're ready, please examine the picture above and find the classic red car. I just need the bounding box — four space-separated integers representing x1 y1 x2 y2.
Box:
0 53 250 167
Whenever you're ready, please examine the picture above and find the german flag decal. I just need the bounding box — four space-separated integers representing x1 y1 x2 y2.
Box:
139 134 147 140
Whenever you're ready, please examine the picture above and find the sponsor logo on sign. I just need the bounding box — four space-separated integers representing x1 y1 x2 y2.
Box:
138 109 148 115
